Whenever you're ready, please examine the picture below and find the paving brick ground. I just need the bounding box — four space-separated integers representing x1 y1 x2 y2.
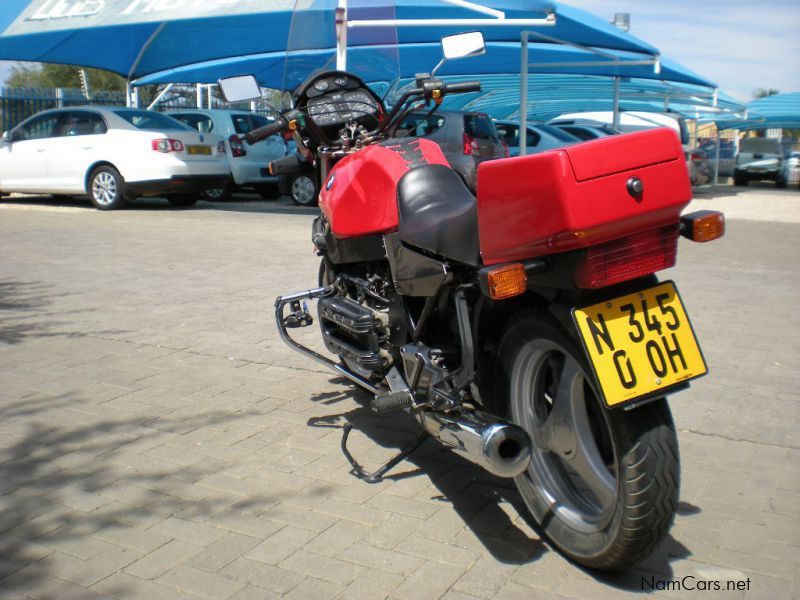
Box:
1 187 799 599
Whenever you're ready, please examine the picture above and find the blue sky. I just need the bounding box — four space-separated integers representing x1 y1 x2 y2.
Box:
565 0 800 101
2 1 799 101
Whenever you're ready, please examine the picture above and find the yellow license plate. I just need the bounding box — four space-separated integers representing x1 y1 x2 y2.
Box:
572 281 707 407
187 145 212 155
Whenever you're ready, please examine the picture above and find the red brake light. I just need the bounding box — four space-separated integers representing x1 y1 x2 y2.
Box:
501 140 510 158
575 225 680 289
463 132 479 156
152 139 183 153
217 140 226 154
690 151 703 161
229 134 247 158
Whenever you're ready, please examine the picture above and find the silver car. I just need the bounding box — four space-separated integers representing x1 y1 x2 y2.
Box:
734 137 784 186
169 109 287 200
779 151 800 188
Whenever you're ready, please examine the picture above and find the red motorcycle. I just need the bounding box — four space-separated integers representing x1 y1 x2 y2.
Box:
220 34 723 570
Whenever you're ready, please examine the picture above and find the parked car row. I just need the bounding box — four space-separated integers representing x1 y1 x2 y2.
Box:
0 107 232 210
3 105 793 212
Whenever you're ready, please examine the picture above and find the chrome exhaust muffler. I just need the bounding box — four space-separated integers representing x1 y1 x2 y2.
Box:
416 409 532 478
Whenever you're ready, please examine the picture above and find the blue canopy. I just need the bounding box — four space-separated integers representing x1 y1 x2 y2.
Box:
434 74 742 121
0 1 660 81
715 92 800 130
134 42 713 91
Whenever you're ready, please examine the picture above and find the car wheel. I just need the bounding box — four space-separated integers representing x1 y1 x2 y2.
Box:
89 166 126 210
201 181 232 202
776 174 787 189
290 174 319 207
168 195 198 208
255 183 281 200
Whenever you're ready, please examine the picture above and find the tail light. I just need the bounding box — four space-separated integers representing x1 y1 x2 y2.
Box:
501 140 510 158
228 134 247 158
463 132 479 156
575 225 680 289
690 151 704 161
152 139 184 153
217 140 226 154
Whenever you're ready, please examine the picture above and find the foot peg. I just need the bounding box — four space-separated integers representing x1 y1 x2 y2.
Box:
371 390 414 414
283 300 313 329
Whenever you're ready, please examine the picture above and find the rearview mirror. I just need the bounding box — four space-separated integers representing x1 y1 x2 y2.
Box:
441 31 486 61
218 75 261 103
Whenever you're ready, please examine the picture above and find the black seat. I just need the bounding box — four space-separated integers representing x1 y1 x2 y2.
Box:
396 164 479 266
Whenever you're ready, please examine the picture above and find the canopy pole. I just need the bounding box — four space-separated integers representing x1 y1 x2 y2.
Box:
336 0 348 71
519 33 529 156
196 83 203 108
147 83 174 110
207 84 213 109
612 76 621 129
713 125 721 186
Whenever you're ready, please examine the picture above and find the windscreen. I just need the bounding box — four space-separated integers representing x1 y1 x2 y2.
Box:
283 0 400 104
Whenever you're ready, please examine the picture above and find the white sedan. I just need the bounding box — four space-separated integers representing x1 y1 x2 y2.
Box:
0 107 230 210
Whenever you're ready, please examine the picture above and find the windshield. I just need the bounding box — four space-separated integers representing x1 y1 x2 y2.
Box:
283 0 401 106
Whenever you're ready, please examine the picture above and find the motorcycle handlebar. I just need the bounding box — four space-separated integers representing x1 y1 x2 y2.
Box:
442 81 482 94
245 116 287 144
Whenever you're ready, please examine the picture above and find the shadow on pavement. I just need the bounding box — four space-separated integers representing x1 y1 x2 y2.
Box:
1 193 319 217
0 392 285 594
306 380 705 590
0 279 126 345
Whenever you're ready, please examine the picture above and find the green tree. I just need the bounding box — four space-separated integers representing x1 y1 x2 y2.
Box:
752 87 780 100
6 63 125 93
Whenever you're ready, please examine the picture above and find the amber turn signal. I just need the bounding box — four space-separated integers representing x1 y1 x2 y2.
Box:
487 263 528 300
680 210 725 243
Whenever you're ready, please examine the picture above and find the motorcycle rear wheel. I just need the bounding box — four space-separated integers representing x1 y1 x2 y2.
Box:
497 312 679 570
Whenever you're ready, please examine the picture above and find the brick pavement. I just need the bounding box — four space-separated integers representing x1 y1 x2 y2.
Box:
0 190 798 599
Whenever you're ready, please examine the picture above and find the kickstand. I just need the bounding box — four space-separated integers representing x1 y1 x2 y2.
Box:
340 423 429 484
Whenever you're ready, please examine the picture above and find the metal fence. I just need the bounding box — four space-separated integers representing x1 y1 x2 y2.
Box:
0 86 129 133
1 85 279 133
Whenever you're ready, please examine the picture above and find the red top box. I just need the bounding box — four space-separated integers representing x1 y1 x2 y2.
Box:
476 128 692 266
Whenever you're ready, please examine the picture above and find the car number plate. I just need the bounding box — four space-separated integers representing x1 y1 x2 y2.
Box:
187 145 212 155
572 281 707 407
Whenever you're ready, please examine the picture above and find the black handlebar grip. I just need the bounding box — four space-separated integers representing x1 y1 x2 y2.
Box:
245 117 287 144
443 81 482 94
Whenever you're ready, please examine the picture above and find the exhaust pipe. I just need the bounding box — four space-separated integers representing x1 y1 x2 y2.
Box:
417 409 532 478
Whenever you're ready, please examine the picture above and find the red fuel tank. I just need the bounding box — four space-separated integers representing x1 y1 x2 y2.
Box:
319 138 450 239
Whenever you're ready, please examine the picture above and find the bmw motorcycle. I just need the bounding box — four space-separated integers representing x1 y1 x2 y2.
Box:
220 30 724 570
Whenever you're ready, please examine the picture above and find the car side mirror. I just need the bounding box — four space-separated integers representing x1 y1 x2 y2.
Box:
218 75 261 103
432 31 486 76
1 131 10 143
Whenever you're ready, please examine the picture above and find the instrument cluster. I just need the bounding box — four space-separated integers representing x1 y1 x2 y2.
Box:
304 74 380 128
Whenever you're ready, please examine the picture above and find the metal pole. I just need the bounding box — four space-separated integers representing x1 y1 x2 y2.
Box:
196 83 202 108
336 0 348 71
713 125 721 186
612 76 621 129
126 82 132 108
207 84 213 109
519 33 528 156
147 83 174 110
